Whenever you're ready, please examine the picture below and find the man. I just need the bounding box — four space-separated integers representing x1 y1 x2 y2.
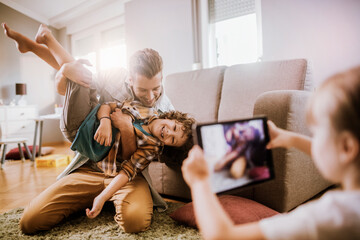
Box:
20 48 175 234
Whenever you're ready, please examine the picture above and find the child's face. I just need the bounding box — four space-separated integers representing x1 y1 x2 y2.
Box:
309 95 342 182
151 119 187 147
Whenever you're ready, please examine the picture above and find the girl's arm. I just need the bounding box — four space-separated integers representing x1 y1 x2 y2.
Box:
182 146 265 240
86 170 128 218
267 120 312 155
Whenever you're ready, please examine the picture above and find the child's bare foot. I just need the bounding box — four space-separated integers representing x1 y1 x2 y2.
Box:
35 24 51 44
2 22 31 53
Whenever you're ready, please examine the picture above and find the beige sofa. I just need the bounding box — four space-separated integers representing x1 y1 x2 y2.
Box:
148 59 331 212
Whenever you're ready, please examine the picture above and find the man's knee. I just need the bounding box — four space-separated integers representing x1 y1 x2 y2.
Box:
19 208 36 234
114 201 153 233
19 206 55 234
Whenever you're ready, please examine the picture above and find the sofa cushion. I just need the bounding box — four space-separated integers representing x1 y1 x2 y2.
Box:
169 195 279 228
149 161 192 199
218 59 307 121
165 66 226 123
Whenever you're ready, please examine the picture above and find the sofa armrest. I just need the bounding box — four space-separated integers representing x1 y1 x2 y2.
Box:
251 90 331 212
254 90 311 135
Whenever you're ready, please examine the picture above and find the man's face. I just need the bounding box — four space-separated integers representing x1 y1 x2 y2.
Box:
129 72 162 107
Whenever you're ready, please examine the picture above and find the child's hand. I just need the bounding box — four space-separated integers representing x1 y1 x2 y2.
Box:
182 146 209 187
86 196 105 219
266 120 291 149
94 119 112 146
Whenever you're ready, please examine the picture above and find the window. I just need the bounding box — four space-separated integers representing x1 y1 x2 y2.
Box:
71 23 126 72
207 0 262 67
73 35 97 69
100 26 127 70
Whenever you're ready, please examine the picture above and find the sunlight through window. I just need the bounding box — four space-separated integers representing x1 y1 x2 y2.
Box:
215 13 258 65
100 44 127 70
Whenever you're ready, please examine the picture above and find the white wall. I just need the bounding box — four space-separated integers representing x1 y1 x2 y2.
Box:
124 0 194 78
124 0 360 86
261 0 360 86
0 3 65 143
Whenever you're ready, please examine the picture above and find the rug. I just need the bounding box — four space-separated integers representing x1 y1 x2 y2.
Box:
0 202 200 240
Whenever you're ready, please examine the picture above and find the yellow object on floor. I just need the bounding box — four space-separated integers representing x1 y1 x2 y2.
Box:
35 154 72 167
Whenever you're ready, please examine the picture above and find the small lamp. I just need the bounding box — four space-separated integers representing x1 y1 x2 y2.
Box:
16 83 27 105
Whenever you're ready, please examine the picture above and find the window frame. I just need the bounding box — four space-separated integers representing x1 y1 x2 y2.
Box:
70 18 126 72
200 0 263 68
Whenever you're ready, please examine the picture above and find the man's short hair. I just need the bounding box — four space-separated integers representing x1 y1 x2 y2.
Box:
129 48 163 79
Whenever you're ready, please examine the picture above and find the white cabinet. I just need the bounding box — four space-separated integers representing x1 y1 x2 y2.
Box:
0 105 38 151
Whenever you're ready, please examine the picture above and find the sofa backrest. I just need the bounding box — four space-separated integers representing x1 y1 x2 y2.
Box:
165 66 226 122
218 59 308 121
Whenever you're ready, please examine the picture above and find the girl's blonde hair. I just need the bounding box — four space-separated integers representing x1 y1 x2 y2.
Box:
307 66 360 143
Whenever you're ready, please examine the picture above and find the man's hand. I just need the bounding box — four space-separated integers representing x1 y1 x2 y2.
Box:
181 146 210 187
61 59 92 88
94 119 112 146
110 109 132 130
86 195 105 219
54 70 67 96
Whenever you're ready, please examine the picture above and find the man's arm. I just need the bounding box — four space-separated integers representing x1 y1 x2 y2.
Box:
111 109 137 160
86 170 129 219
60 59 92 88
95 102 136 159
55 67 67 95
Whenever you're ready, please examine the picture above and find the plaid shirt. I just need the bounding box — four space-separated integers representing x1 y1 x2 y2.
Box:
97 101 163 180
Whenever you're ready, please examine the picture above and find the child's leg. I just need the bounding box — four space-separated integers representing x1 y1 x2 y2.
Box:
60 80 98 142
2 23 60 70
34 24 74 67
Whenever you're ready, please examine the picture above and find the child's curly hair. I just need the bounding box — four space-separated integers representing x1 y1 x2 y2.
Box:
158 111 196 167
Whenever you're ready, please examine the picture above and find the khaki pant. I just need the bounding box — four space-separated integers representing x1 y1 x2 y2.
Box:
20 166 153 234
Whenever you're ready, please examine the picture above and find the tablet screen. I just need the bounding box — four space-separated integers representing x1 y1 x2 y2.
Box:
194 117 274 193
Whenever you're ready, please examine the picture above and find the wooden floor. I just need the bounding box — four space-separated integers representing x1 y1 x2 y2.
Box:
0 142 73 213
0 142 183 214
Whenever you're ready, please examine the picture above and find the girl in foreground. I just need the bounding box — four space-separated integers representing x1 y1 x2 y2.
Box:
182 66 360 239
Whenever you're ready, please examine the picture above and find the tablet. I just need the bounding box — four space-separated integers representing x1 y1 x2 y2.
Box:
193 116 274 193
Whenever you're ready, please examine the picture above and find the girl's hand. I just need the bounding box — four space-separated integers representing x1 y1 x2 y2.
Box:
266 120 291 149
86 196 105 219
181 146 209 186
94 119 112 146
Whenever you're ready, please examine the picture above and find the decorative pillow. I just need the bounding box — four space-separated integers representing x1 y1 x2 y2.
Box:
169 195 279 228
5 145 55 160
